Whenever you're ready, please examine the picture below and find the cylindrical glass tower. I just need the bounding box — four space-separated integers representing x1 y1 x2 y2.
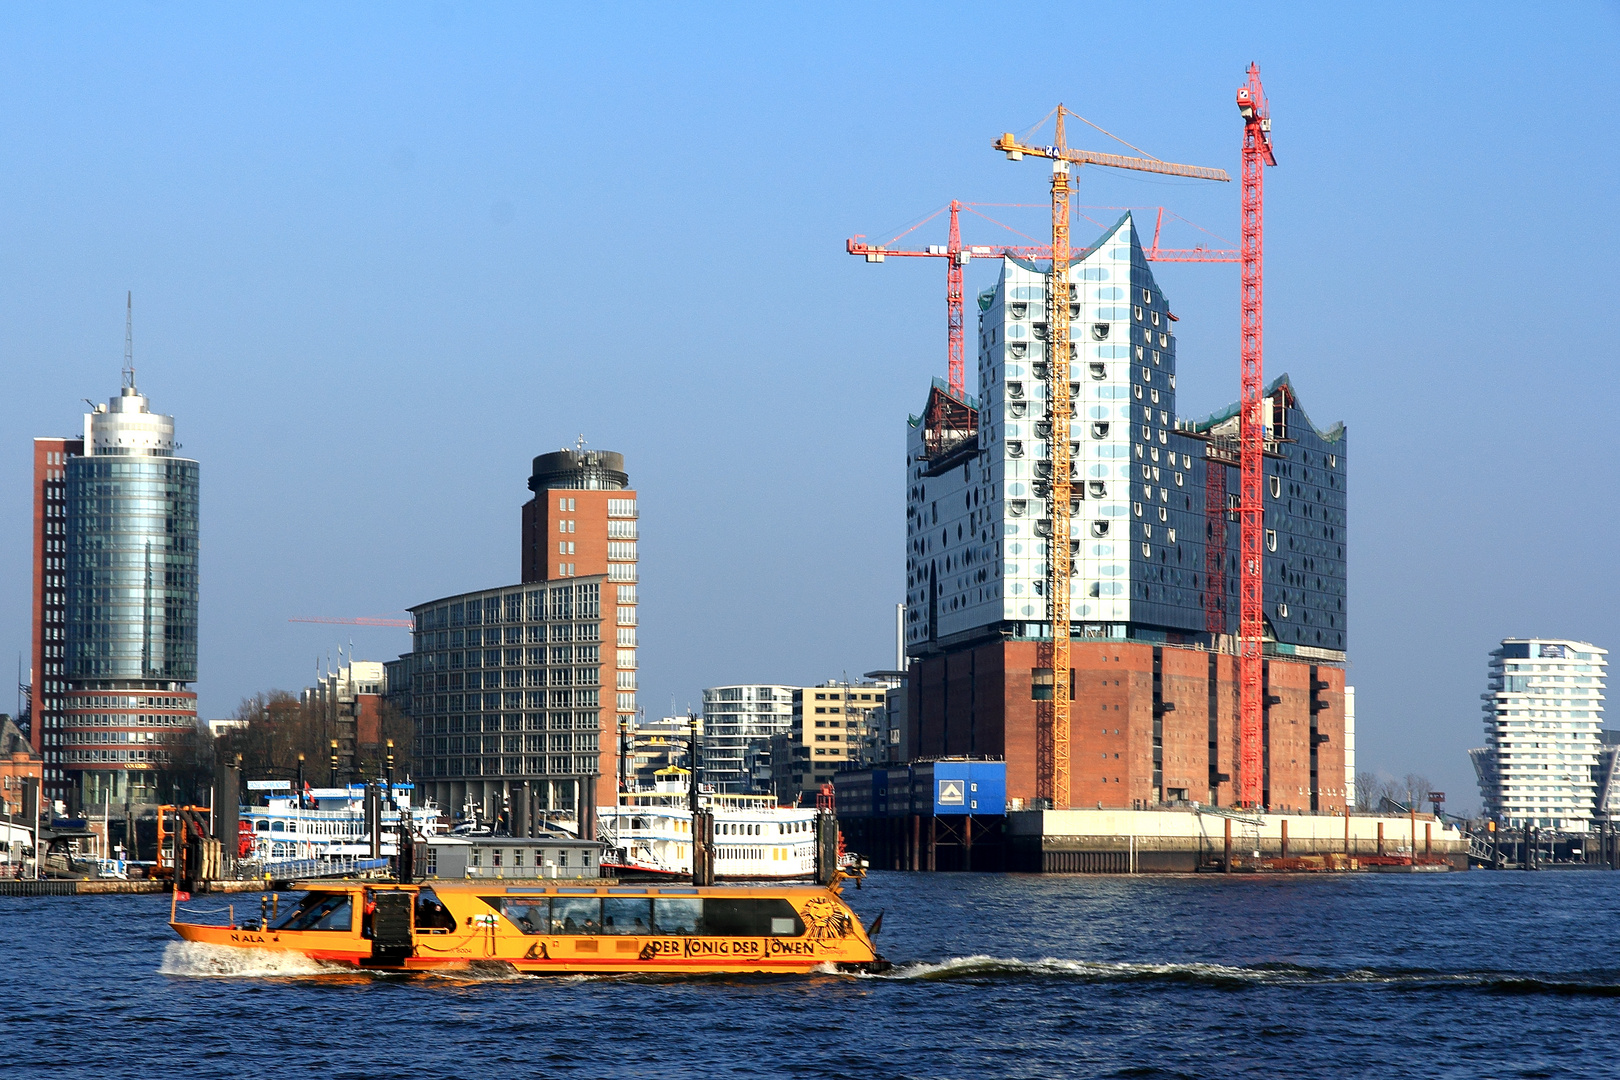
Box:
64 385 199 809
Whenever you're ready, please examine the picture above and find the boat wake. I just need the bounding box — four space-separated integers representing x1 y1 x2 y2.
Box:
158 941 349 979
877 955 1302 985
870 955 1620 996
154 943 1620 997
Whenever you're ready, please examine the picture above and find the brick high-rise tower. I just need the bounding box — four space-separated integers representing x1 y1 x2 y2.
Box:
520 447 639 762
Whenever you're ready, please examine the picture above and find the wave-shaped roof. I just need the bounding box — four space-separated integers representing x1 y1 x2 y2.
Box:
1189 372 1345 443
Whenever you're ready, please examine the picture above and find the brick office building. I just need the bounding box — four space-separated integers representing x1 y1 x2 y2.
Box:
401 448 637 831
30 436 82 806
904 214 1350 813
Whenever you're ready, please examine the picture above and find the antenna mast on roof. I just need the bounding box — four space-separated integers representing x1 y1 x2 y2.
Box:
122 291 136 392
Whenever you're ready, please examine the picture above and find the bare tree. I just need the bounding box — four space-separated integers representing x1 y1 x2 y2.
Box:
1354 771 1378 811
1402 773 1434 808
215 690 416 790
217 691 332 785
155 725 216 806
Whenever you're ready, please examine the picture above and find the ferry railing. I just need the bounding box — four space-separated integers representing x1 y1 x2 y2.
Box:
237 855 392 881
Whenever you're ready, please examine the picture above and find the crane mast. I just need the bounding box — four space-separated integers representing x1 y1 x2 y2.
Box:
1236 64 1276 807
996 109 1228 808
946 200 966 398
1044 111 1073 810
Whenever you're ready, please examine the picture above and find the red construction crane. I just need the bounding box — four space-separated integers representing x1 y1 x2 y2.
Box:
1145 207 1239 263
1236 63 1277 809
846 200 975 398
288 615 414 628
847 204 1235 399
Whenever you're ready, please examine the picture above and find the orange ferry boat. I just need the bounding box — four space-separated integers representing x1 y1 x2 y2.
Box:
169 877 888 975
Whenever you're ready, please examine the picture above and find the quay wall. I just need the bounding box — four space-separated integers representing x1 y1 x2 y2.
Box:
1005 809 1466 873
0 879 168 897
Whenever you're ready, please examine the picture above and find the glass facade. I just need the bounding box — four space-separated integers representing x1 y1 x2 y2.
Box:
58 384 200 809
65 456 200 681
905 212 1348 657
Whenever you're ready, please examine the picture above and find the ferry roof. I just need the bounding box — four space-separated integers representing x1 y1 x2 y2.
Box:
284 879 841 896
425 835 604 850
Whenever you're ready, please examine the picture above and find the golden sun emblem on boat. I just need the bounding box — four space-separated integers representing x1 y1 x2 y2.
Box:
799 897 852 941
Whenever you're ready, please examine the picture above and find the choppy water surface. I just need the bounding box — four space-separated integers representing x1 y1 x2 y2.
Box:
4 871 1619 1078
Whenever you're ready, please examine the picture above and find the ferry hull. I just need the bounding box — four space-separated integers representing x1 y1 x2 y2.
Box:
169 879 888 976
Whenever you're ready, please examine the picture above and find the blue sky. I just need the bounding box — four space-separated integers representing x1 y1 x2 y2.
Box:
2 4 1615 809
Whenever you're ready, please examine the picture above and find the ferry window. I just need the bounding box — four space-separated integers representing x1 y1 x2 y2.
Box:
270 893 324 930
602 898 653 934
416 889 452 929
702 898 804 937
654 897 702 935
551 897 600 933
273 893 353 933
484 897 548 934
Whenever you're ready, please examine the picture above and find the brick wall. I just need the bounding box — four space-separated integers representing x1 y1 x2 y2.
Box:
909 640 1345 812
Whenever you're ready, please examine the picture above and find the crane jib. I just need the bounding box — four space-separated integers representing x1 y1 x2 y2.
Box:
1009 141 1231 183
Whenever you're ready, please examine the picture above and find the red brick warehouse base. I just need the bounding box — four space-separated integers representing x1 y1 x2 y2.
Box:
905 640 1345 813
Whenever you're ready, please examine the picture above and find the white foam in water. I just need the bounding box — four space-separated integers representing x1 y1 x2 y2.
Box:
878 955 1290 983
158 941 348 978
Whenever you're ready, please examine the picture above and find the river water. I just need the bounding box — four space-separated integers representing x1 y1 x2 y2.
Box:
3 870 1617 1078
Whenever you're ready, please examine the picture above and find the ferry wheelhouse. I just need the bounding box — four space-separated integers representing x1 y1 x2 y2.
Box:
169 877 887 975
598 771 820 880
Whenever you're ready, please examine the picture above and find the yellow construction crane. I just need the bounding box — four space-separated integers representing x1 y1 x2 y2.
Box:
994 108 1228 809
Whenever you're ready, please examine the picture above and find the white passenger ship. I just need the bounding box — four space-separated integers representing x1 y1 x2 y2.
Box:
242 783 445 865
597 773 820 881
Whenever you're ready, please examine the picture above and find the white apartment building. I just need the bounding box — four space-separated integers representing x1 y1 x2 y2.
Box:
303 660 388 707
1472 638 1609 830
701 685 797 793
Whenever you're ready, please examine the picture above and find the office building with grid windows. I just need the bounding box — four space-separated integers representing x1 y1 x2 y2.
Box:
31 436 82 806
404 579 613 823
770 681 896 805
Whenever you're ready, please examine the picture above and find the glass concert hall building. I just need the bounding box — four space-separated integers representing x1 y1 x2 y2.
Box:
902 213 1352 813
